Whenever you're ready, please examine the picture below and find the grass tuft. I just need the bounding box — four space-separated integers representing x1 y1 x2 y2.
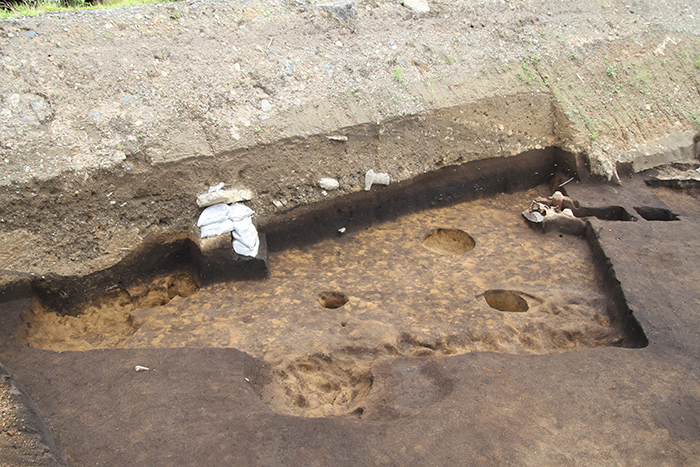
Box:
1 0 177 18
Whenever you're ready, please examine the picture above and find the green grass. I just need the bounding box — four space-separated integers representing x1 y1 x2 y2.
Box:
1 0 177 18
581 114 599 141
393 66 404 83
690 112 700 127
605 62 618 79
517 62 536 84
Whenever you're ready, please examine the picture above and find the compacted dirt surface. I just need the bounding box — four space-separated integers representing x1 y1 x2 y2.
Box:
2 0 700 465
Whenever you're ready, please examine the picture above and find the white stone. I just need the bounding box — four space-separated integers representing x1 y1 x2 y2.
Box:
196 188 253 208
318 178 340 190
364 169 390 191
403 0 429 13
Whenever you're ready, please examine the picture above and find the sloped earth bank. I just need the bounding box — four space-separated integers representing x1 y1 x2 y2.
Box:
1 0 700 281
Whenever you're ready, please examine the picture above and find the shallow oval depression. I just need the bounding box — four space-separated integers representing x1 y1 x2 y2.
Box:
482 289 530 313
258 354 373 418
22 270 202 352
421 228 476 255
317 291 349 309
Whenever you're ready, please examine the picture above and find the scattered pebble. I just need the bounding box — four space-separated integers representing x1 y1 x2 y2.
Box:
318 0 357 21
326 135 348 141
134 365 150 372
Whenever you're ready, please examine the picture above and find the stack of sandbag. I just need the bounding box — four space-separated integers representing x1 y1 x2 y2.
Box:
197 203 234 238
197 203 260 257
229 203 259 257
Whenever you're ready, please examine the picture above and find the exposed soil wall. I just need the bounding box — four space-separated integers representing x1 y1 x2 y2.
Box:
1 0 700 283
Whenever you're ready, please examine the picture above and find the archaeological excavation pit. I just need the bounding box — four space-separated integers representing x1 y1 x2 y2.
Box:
12 151 649 418
421 228 476 255
480 289 531 313
317 291 350 309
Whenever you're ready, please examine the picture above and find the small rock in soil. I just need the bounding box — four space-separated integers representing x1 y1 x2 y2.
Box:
318 178 340 190
403 0 429 13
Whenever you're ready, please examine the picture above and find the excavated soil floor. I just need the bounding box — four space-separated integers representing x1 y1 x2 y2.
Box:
21 187 631 417
3 170 700 466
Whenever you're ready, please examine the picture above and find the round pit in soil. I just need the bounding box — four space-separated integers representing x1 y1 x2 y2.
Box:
421 228 476 255
483 289 530 313
317 291 349 309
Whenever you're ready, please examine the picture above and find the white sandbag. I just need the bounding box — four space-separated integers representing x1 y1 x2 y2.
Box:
208 182 225 193
232 216 260 257
200 219 235 238
197 203 231 227
233 233 260 257
232 217 257 245
364 169 390 191
229 203 255 222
